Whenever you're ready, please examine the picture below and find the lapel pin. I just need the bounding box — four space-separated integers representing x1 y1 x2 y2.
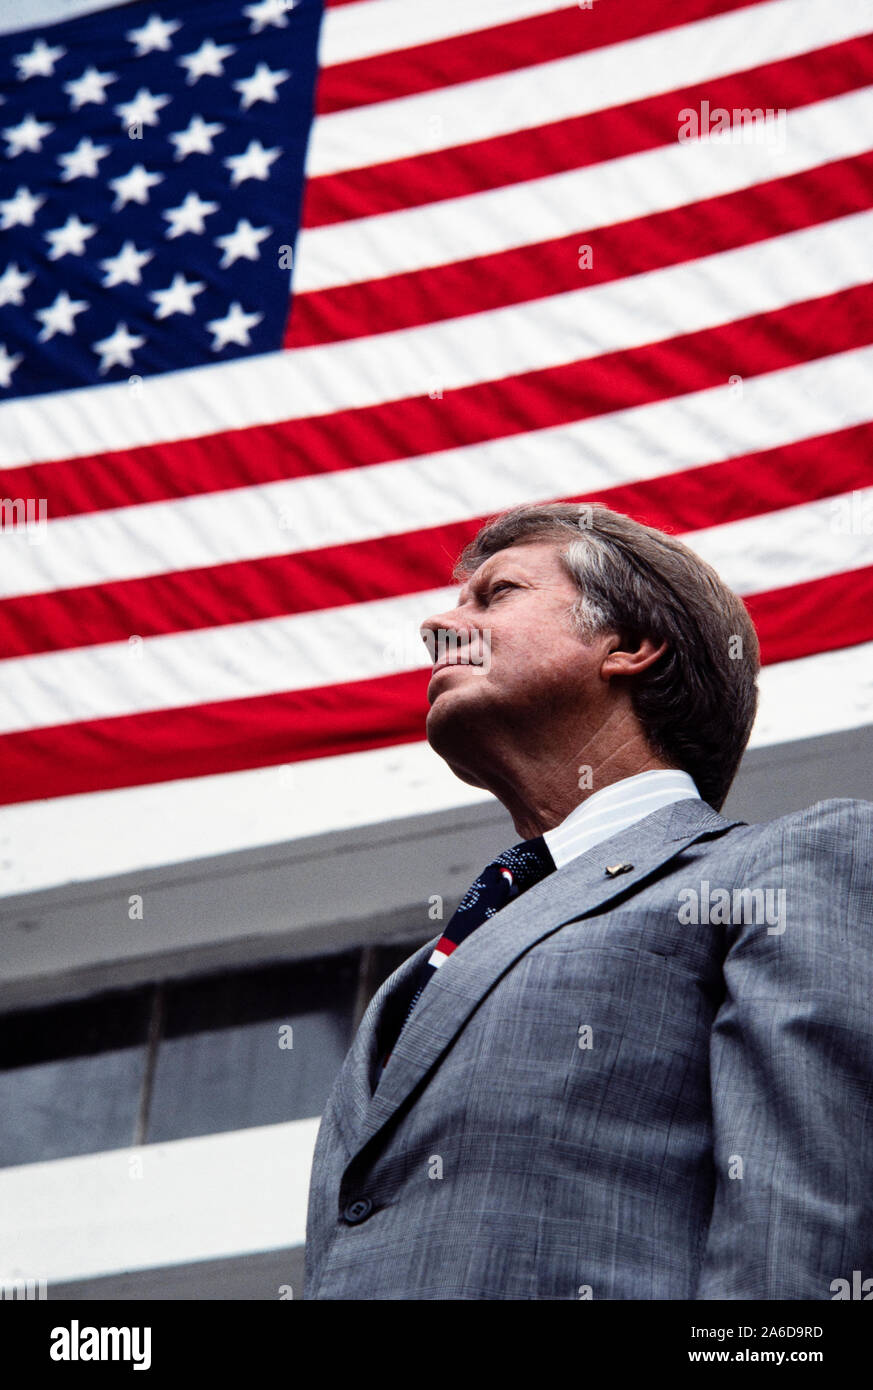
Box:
604 862 634 878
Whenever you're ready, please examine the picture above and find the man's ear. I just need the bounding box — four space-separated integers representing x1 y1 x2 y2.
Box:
600 636 668 680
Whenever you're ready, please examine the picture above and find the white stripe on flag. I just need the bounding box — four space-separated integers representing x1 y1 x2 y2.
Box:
306 0 873 175
296 85 873 292
1 487 871 733
2 207 872 471
318 0 570 68
2 344 872 597
0 644 870 898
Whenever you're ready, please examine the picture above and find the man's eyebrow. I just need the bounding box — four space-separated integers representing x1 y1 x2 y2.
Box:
457 560 529 603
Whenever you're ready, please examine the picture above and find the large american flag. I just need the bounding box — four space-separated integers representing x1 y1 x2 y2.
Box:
1 0 872 871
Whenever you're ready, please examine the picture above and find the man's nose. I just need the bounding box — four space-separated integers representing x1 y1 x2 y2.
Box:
420 612 473 663
420 613 452 662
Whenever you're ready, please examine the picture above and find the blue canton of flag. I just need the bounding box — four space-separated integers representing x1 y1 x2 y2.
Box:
0 0 323 398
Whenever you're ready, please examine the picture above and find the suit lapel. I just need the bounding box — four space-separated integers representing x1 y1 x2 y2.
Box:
339 798 744 1160
328 934 438 1151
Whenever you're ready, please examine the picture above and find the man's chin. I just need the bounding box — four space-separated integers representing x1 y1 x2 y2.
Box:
427 741 489 790
425 700 489 788
446 763 489 790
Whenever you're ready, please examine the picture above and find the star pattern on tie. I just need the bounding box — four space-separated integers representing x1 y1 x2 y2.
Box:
380 836 557 1069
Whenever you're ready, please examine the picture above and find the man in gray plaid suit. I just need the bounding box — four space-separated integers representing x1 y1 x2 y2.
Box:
304 501 873 1300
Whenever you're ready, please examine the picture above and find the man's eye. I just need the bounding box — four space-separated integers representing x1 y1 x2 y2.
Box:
489 582 513 596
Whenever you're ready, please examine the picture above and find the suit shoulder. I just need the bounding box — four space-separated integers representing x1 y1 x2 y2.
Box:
731 799 873 904
709 801 872 956
738 797 873 844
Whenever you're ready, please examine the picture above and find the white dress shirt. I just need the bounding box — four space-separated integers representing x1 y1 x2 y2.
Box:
542 769 701 870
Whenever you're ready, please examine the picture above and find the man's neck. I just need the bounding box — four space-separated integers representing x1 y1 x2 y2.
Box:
490 750 680 841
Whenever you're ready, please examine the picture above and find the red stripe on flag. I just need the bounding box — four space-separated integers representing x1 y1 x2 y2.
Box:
4 420 872 657
9 277 873 525
0 670 431 806
315 0 766 115
302 37 873 226
288 149 873 346
0 567 870 805
745 566 873 666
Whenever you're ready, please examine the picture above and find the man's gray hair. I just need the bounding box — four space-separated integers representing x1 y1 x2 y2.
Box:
453 502 760 811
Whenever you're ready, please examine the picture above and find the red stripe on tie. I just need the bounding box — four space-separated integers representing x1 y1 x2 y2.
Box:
435 937 460 955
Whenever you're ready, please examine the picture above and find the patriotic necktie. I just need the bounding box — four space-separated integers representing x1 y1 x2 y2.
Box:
379 835 557 1070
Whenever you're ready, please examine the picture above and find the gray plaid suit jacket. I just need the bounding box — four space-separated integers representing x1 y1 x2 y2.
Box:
303 796 873 1300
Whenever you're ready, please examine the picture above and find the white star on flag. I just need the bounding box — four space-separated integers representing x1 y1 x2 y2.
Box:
149 273 206 319
163 191 220 239
4 113 54 157
35 290 90 342
109 164 164 210
14 39 66 81
99 241 154 289
63 66 117 110
169 116 224 161
214 219 272 268
0 344 23 388
58 136 111 181
1 186 46 229
126 14 181 57
44 214 97 260
115 88 172 131
206 301 263 351
224 140 281 187
0 262 34 307
177 39 235 85
92 322 146 373
233 63 289 111
244 0 298 34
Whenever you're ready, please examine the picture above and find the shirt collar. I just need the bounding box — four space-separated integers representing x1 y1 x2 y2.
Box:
542 769 701 870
